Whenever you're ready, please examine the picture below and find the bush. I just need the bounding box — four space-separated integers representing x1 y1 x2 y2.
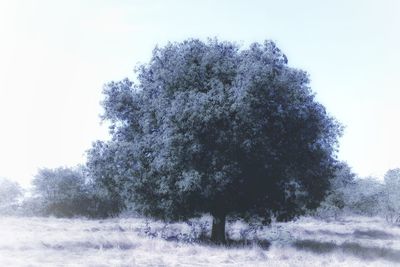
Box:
31 166 123 218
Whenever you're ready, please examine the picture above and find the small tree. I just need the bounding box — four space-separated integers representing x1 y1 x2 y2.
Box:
88 39 342 243
0 177 22 214
383 168 400 221
344 177 384 216
314 162 355 218
32 167 86 217
32 166 122 218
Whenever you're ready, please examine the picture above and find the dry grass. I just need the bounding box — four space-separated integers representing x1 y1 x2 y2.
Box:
0 215 399 266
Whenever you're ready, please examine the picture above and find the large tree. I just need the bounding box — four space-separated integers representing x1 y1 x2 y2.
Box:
88 39 342 243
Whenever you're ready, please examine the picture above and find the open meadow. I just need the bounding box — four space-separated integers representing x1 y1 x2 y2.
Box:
1 215 400 267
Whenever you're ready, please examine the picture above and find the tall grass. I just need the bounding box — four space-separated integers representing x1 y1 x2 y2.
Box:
0 215 399 266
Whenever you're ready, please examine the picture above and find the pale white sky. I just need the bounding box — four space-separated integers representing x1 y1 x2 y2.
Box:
0 0 399 186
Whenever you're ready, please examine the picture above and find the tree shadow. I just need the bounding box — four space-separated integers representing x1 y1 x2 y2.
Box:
158 231 272 249
181 236 271 250
225 238 271 249
293 239 400 263
311 229 350 238
304 229 396 240
353 229 395 239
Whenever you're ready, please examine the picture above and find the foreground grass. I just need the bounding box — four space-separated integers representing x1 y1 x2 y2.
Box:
0 215 399 266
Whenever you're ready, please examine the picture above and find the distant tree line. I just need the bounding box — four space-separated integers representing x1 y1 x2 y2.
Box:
314 164 400 222
28 166 124 218
0 167 123 218
3 163 400 225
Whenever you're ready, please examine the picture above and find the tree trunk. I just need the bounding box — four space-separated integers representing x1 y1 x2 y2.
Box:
211 212 226 244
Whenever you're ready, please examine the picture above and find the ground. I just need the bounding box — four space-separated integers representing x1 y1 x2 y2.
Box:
0 215 399 266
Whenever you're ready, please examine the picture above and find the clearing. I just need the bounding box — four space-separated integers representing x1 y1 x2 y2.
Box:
0 215 399 266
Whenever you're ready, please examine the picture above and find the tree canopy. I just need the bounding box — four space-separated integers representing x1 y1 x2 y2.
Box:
87 39 342 243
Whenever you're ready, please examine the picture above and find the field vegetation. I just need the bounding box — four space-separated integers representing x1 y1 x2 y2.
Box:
1 39 400 266
1 215 400 266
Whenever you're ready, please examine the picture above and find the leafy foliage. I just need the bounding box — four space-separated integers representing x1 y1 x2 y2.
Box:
31 166 121 218
315 167 400 219
314 162 356 218
345 177 385 216
87 39 342 238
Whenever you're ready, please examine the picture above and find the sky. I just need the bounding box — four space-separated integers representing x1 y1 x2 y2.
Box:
0 0 399 186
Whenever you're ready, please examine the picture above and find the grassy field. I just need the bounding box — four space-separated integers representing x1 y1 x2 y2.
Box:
0 215 399 266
